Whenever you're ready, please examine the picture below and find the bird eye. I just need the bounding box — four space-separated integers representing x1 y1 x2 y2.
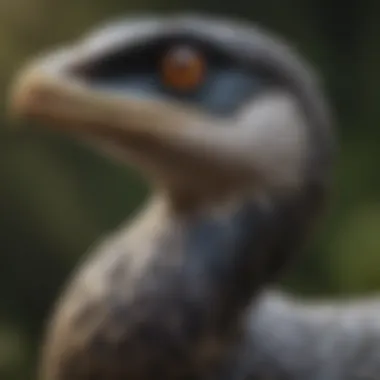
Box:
161 46 206 92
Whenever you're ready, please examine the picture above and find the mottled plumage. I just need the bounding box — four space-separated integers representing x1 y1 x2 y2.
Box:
40 195 299 379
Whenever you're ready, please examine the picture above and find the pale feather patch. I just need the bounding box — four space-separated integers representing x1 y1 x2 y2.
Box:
234 91 309 190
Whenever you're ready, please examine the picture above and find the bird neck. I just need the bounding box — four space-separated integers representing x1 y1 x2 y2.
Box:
150 183 320 313
146 190 280 317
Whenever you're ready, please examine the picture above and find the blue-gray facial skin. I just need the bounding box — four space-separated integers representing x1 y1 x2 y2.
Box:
93 69 262 116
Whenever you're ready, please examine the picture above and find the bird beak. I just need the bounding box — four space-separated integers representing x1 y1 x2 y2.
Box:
9 46 256 195
9 47 195 135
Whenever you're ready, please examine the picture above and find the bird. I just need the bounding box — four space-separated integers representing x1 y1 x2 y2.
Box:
9 14 380 380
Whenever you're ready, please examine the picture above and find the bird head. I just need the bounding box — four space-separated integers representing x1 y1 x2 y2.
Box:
9 15 334 206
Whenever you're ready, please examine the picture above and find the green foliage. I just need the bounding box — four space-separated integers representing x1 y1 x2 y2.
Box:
0 1 379 379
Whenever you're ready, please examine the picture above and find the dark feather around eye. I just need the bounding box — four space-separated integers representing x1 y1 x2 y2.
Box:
73 36 239 81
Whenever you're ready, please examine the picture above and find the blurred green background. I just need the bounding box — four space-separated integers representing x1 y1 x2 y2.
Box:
0 1 379 379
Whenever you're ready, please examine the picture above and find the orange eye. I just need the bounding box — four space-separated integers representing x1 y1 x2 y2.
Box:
161 46 206 92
